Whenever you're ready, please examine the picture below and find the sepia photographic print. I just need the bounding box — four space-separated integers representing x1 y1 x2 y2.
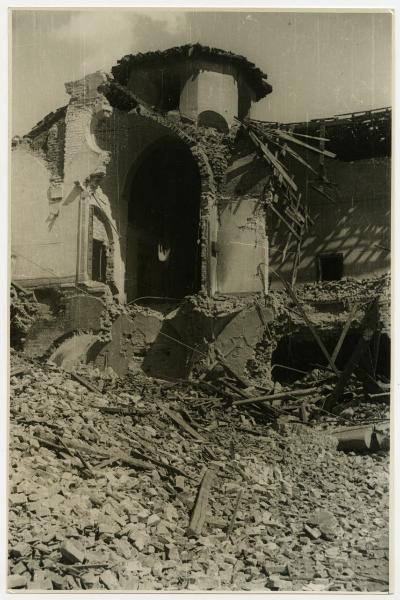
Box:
8 6 392 594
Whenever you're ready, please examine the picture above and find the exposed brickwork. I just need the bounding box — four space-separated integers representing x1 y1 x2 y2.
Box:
12 52 390 355
24 114 66 180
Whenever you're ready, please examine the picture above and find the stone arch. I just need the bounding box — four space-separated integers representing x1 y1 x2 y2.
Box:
125 135 203 301
122 115 217 299
198 110 229 133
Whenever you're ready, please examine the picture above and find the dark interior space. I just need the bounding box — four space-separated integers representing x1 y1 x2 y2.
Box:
128 136 201 299
317 253 344 281
92 240 107 283
198 110 229 133
158 70 182 111
374 333 391 380
272 329 390 384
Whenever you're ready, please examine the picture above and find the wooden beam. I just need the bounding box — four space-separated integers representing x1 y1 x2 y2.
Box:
187 469 216 536
248 130 298 192
155 401 208 443
275 129 336 158
291 238 302 287
232 386 320 407
226 489 243 536
325 300 379 411
268 202 301 241
331 303 360 364
71 372 102 395
273 270 340 375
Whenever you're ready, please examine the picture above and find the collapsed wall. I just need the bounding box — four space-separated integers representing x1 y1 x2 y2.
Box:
10 273 390 392
10 48 391 391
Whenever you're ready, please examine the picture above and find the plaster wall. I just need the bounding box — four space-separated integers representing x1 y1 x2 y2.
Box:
216 197 268 293
94 113 180 300
180 61 238 127
11 147 78 285
269 156 391 284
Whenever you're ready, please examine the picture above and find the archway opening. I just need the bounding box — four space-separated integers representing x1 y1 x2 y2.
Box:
198 110 229 133
127 136 202 302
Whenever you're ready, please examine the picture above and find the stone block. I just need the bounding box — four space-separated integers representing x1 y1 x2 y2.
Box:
60 539 85 564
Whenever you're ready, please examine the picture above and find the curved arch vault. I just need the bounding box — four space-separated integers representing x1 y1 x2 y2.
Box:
126 137 202 301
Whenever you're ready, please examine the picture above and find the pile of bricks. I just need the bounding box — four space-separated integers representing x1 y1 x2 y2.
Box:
8 353 389 591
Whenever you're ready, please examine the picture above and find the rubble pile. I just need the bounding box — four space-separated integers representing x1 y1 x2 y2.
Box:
10 284 40 348
269 274 390 327
8 351 389 592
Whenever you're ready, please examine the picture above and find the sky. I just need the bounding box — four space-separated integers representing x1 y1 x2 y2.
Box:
11 9 392 136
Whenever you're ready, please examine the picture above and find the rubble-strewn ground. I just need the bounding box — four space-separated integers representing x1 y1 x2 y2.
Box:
8 350 389 592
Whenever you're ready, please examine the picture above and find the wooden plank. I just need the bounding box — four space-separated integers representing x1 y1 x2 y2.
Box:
291 238 302 287
281 231 293 265
310 184 336 203
302 204 315 227
100 406 146 417
187 468 216 536
268 202 301 241
273 270 340 375
71 372 102 395
248 130 298 192
232 386 320 407
33 434 104 456
366 391 390 403
285 204 305 225
129 449 195 480
10 366 29 377
226 489 243 536
155 401 208 443
252 124 321 177
290 131 330 142
220 378 249 399
275 129 336 158
325 300 378 411
331 303 360 364
279 141 320 175
11 280 37 299
34 433 155 471
284 206 304 228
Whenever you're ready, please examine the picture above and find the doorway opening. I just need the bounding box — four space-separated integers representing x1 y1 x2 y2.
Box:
89 206 112 285
92 239 107 283
317 252 344 281
127 136 202 302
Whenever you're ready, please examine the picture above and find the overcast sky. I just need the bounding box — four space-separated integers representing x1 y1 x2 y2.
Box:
11 9 392 136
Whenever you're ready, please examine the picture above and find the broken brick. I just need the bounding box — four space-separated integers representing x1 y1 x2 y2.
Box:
60 539 85 564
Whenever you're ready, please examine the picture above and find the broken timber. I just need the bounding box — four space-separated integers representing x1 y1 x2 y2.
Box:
273 270 340 375
34 434 156 472
155 401 208 443
232 386 320 407
226 489 243 537
325 299 379 411
187 468 216 537
331 303 360 364
71 372 102 395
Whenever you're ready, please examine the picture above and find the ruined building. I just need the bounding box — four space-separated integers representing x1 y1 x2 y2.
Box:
11 44 391 384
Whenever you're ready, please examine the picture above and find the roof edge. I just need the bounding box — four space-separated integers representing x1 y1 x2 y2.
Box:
111 43 272 101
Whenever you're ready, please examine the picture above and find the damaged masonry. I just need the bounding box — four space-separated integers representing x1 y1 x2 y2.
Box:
9 42 391 592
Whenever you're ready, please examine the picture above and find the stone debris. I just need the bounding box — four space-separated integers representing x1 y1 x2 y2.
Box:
60 540 85 564
8 351 389 592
